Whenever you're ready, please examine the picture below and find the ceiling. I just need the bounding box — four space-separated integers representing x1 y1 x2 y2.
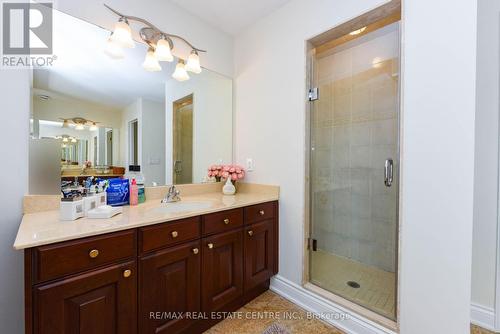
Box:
34 9 172 109
169 0 291 35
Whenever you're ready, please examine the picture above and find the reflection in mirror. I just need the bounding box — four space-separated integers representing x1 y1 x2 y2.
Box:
29 8 233 194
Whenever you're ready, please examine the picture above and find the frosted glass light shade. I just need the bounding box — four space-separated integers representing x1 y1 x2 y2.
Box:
89 123 98 131
155 39 173 62
172 60 189 81
110 20 135 48
185 51 201 74
71 137 77 143
142 49 162 72
104 37 124 59
75 124 84 130
62 137 68 142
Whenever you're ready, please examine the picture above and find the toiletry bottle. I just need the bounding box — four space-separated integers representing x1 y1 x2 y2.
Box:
130 178 138 206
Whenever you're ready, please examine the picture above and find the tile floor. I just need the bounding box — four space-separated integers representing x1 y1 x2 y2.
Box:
204 291 343 334
310 249 396 319
205 290 496 334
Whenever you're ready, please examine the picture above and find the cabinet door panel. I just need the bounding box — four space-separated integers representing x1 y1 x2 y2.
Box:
244 220 275 291
139 240 201 334
202 229 243 311
34 261 136 334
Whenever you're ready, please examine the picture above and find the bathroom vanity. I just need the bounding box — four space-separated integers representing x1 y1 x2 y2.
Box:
15 185 279 334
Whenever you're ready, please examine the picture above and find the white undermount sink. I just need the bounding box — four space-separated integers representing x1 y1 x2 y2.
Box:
151 201 213 215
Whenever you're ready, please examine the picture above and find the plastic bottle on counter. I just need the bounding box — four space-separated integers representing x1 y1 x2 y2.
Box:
129 178 138 206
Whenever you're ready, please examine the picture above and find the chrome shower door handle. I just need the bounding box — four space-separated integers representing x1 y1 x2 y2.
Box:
384 158 393 187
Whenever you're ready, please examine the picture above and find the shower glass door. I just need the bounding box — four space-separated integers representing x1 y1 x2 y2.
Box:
309 22 399 320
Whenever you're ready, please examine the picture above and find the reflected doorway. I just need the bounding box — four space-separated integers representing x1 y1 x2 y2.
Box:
173 95 193 184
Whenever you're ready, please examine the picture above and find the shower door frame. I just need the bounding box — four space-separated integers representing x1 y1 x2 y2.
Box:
303 15 403 330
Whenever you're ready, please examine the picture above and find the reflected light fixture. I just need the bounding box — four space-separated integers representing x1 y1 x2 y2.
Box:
89 123 98 131
110 18 135 48
75 123 85 131
142 47 162 72
349 27 367 35
62 137 68 143
71 137 77 143
104 34 125 59
104 4 205 81
172 59 189 81
186 50 201 74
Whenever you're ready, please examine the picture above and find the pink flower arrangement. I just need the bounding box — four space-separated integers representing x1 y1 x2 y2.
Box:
207 164 245 182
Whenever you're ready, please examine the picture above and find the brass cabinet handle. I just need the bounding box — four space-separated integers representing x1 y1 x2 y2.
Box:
171 231 178 238
192 248 199 255
248 230 254 236
207 243 214 249
89 249 99 258
259 210 265 216
223 218 230 225
123 269 132 278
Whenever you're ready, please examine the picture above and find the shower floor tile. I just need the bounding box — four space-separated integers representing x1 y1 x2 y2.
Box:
310 249 396 319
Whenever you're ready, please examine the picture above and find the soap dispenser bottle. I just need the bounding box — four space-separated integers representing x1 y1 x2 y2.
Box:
222 176 236 195
130 178 138 206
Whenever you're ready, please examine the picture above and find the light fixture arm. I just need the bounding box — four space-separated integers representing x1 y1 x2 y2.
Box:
104 4 207 53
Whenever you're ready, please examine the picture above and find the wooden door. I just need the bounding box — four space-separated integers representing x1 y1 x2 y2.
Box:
202 229 243 311
139 240 201 334
244 220 275 291
33 261 136 334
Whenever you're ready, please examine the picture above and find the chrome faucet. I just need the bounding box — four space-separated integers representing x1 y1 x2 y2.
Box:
161 185 181 203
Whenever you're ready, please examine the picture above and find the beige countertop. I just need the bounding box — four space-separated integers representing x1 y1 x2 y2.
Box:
14 183 279 250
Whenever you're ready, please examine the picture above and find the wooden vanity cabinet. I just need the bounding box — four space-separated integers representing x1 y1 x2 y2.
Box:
24 200 279 334
33 260 137 334
139 240 201 334
201 229 244 312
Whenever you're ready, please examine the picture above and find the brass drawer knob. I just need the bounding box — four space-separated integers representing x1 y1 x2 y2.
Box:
123 269 132 278
248 230 254 237
259 210 265 216
192 248 199 255
171 231 178 238
89 249 99 258
207 243 214 249
223 218 230 225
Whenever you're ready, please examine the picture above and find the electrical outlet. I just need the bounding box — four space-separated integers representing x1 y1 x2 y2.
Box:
246 158 254 171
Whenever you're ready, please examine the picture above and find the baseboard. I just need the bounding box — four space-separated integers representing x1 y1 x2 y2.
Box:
471 303 498 332
270 275 397 334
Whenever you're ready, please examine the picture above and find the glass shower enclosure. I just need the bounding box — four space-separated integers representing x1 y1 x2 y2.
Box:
308 22 400 320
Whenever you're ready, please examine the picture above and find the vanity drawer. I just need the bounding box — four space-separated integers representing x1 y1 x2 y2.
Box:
202 208 243 235
139 217 200 253
34 230 136 283
244 202 276 224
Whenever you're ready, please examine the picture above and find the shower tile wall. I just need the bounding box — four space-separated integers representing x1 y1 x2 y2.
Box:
312 27 399 272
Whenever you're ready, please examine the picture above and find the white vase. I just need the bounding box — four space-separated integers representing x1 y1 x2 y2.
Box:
222 177 236 195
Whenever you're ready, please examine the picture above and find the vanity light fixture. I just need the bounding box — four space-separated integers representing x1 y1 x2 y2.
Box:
71 137 77 143
104 4 205 81
75 123 85 131
154 37 174 62
172 59 190 82
185 50 202 74
62 137 69 143
89 122 98 131
110 18 135 48
349 27 367 35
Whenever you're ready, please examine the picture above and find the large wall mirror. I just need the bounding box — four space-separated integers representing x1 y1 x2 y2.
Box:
29 9 232 194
